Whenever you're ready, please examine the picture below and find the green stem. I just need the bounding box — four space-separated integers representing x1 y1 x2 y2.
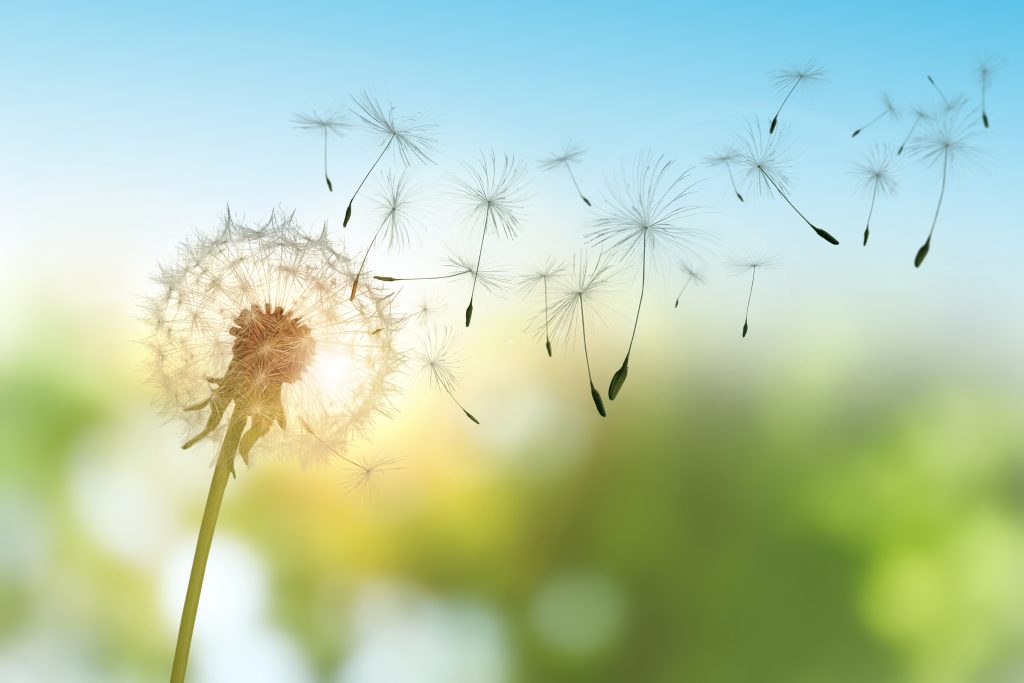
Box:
170 411 245 683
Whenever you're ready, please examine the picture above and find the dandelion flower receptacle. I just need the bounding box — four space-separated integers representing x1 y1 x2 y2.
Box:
145 211 402 682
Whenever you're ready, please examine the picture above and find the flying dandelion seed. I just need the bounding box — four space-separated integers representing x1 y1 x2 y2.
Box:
926 75 969 116
519 257 568 357
350 171 422 300
374 247 511 294
546 253 618 417
704 148 745 202
300 423 403 495
673 259 706 309
412 326 479 424
897 108 932 155
735 122 839 245
410 294 446 326
451 151 529 327
343 91 437 227
588 152 709 400
291 109 352 192
849 144 899 246
851 91 900 138
908 110 980 268
144 210 403 683
977 57 1002 128
540 141 592 206
727 251 782 338
768 60 825 134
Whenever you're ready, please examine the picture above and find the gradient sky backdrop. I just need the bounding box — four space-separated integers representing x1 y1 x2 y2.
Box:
2 0 1022 380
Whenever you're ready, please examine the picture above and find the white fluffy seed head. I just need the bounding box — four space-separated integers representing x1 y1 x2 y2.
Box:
143 210 404 465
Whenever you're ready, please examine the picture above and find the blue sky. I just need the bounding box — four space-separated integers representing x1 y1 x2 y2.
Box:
1 0 1022 367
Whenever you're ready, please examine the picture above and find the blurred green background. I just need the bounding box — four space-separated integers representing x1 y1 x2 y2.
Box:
3 295 1023 683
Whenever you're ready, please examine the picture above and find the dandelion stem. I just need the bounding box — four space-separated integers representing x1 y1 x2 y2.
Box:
579 296 606 417
761 170 839 244
443 385 480 424
982 83 990 128
915 150 948 268
170 410 245 683
852 111 886 138
898 118 921 156
374 272 461 283
566 165 591 207
323 129 333 192
543 277 553 357
351 215 389 300
344 135 395 227
674 275 693 309
927 75 951 109
742 267 757 338
770 76 802 134
465 210 490 327
609 233 645 400
864 184 878 246
725 160 743 202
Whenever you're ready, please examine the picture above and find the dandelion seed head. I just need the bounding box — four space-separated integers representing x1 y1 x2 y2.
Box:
451 151 530 239
545 253 619 348
850 144 899 197
771 60 826 91
879 91 901 120
678 259 707 285
370 170 422 251
443 248 512 295
351 91 438 165
291 109 352 137
726 249 783 275
909 110 982 168
516 256 568 295
411 326 463 393
587 152 710 266
539 142 587 171
144 210 404 465
703 148 741 167
735 122 794 197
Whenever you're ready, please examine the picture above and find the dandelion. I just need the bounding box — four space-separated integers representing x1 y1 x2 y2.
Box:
302 425 404 495
977 57 1002 128
588 152 708 400
849 144 899 246
145 210 402 683
412 326 479 424
451 151 529 327
350 171 421 300
411 294 446 326
291 109 352 192
908 111 980 267
374 247 511 294
518 257 568 356
343 91 437 227
735 122 839 245
704 148 745 202
540 141 592 206
546 253 618 417
926 75 968 115
897 108 932 156
673 259 706 308
851 91 900 138
768 60 825 134
727 250 782 338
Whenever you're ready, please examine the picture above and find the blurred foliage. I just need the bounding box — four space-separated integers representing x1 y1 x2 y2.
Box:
2 308 1024 682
